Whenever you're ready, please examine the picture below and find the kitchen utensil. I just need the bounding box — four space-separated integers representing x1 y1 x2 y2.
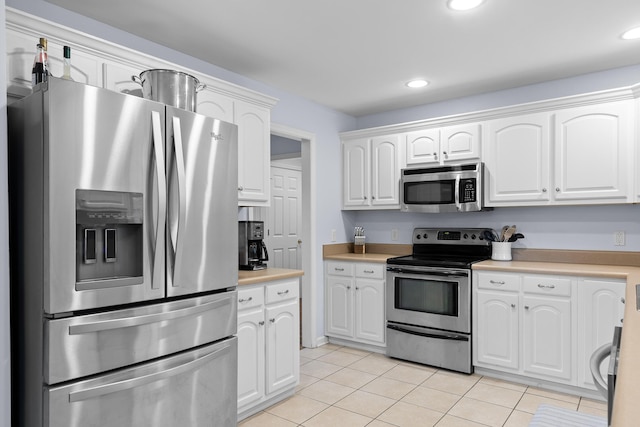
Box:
132 69 206 112
502 225 517 242
482 230 497 242
499 225 509 242
508 233 525 242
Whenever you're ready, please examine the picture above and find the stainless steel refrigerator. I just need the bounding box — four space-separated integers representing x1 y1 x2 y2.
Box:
8 78 239 427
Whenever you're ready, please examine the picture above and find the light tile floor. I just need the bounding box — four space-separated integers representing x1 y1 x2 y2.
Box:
239 344 607 427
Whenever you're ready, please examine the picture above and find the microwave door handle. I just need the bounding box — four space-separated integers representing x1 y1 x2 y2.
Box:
454 175 461 211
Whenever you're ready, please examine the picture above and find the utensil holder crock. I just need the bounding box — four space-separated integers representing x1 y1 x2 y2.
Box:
491 242 512 261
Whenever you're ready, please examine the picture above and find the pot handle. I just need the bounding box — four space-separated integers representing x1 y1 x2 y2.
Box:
131 75 143 85
196 83 207 92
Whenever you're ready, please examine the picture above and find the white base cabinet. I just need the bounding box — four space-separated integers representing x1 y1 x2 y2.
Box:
473 270 625 394
325 261 385 347
237 278 299 420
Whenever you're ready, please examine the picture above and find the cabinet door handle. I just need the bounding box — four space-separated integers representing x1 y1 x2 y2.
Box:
489 280 505 285
555 187 560 192
277 290 290 296
442 151 448 158
238 186 244 191
524 305 530 310
621 297 626 304
363 196 368 200
238 297 253 303
542 188 547 193
511 303 516 308
355 287 359 290
372 196 375 200
347 286 351 290
259 321 265 326
537 284 555 289
269 318 275 323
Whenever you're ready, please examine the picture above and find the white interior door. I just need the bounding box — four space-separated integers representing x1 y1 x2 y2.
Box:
267 165 302 269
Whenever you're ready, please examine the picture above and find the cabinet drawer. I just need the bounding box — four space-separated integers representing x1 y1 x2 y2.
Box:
476 272 520 292
326 261 355 277
266 280 299 304
355 263 384 279
238 287 264 310
523 275 571 296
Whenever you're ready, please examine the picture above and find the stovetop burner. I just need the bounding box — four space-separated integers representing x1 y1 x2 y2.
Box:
387 227 493 269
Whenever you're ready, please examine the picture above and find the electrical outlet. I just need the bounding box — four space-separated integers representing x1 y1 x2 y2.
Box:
331 229 337 242
391 229 398 241
614 231 625 246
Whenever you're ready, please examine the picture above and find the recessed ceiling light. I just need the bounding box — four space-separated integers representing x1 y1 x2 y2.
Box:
406 79 429 88
622 27 640 40
448 0 484 11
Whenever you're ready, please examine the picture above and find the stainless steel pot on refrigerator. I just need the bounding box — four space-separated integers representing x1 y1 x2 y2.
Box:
8 78 239 427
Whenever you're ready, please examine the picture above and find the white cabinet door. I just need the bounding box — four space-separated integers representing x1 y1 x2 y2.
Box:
522 295 571 381
266 300 299 395
406 129 439 165
554 101 631 202
441 123 480 163
577 279 625 390
237 308 265 411
197 89 234 122
370 135 402 207
354 278 385 344
484 113 551 205
236 100 270 205
325 276 354 337
475 290 519 370
343 139 370 208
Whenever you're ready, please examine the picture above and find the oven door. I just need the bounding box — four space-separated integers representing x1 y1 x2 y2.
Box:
386 266 470 333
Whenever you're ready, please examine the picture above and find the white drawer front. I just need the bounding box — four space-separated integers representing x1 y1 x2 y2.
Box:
523 275 572 296
326 261 355 277
355 263 384 279
476 272 520 292
238 287 264 310
266 279 299 304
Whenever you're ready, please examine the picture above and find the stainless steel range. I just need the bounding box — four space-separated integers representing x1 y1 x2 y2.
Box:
386 227 492 374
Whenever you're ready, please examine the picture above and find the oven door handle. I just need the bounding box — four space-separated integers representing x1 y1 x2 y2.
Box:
386 267 468 278
387 323 469 342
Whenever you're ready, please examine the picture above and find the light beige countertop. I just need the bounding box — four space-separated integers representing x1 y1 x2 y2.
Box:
322 242 411 264
473 259 640 426
238 268 304 286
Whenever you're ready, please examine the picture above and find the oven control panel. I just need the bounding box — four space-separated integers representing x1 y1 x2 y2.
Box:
412 228 493 245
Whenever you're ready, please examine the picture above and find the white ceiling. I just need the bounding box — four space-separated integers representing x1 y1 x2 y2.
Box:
45 0 640 117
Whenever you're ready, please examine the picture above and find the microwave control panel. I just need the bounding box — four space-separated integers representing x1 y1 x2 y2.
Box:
460 178 477 203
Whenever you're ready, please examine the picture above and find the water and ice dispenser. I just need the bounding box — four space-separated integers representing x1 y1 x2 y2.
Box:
75 190 143 288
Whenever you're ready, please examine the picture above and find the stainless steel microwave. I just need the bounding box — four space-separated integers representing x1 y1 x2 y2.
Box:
400 162 489 213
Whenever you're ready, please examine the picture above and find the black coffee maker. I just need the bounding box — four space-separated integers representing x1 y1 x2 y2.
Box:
239 221 269 270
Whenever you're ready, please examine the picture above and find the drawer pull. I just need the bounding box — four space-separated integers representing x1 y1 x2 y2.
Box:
238 297 253 303
537 284 556 289
277 290 290 296
334 268 345 272
363 270 374 274
489 280 505 285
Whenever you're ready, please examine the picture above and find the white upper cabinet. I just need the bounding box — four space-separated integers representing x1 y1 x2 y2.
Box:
554 101 632 202
197 89 235 123
406 123 480 166
484 112 551 205
343 135 403 210
484 100 633 207
236 100 271 206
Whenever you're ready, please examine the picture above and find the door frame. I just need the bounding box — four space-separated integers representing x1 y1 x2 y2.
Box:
270 123 317 348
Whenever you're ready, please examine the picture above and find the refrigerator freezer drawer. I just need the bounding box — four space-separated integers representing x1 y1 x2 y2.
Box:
45 290 237 384
45 337 238 427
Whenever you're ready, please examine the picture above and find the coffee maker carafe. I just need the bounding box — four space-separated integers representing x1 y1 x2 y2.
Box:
239 221 269 270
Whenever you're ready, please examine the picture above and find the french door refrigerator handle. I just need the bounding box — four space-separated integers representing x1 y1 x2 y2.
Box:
170 115 187 287
455 175 461 211
68 296 233 335
151 111 166 290
68 341 232 402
